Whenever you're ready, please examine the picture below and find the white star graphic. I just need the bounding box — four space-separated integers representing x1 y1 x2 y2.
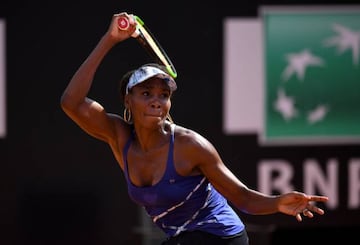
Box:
282 49 324 81
307 104 330 124
323 23 360 65
273 88 298 121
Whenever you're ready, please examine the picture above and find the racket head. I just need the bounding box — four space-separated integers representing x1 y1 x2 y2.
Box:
133 16 177 79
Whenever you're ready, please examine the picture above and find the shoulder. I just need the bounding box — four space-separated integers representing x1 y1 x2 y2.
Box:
108 114 133 152
173 124 216 154
173 124 202 143
113 115 133 141
172 124 222 175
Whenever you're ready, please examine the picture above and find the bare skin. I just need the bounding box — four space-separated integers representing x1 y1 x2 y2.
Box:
60 12 329 222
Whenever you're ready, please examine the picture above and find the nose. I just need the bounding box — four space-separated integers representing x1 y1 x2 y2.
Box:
150 97 162 109
151 103 161 109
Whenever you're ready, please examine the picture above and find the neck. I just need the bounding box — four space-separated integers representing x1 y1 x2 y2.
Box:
133 121 172 152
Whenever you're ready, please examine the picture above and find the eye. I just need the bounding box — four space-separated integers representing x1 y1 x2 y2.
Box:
161 92 170 99
142 91 150 96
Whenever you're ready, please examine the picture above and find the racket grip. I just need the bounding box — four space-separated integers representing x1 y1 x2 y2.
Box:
117 16 140 38
117 16 130 30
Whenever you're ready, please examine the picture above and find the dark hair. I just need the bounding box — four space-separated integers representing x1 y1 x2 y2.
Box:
118 63 169 102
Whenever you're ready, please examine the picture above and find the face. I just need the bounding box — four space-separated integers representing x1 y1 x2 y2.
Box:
125 77 172 127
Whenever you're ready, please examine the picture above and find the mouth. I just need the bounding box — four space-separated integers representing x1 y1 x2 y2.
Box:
146 109 163 117
145 113 163 118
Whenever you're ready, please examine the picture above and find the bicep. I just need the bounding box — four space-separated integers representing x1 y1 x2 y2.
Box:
195 140 250 209
62 97 118 142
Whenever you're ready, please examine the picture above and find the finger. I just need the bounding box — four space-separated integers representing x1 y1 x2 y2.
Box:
314 207 325 215
303 209 314 218
114 12 128 17
309 196 329 202
296 213 303 222
308 205 325 215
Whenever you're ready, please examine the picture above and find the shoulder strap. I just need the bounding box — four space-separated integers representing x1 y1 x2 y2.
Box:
123 130 135 177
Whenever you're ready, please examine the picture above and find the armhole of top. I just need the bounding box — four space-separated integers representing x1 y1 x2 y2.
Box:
123 130 135 175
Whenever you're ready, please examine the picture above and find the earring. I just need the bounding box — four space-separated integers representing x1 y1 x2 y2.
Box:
123 108 132 123
166 113 174 123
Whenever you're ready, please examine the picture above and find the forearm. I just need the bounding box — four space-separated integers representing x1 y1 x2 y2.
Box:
61 34 117 106
235 188 280 215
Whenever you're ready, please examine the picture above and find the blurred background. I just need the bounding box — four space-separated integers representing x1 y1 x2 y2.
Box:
0 0 359 244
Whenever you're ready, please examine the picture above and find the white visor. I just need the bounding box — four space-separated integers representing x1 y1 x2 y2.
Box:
126 66 177 94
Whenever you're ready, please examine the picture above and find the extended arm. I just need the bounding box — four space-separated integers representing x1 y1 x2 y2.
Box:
179 129 329 221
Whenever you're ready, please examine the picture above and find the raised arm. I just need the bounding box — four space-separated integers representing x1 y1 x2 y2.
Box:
60 12 136 142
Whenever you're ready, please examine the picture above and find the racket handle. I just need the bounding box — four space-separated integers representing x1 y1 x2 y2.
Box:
117 16 130 30
117 16 140 38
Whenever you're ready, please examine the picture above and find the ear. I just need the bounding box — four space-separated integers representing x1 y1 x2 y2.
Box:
124 94 130 108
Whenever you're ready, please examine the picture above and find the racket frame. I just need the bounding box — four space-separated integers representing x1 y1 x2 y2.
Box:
118 15 177 79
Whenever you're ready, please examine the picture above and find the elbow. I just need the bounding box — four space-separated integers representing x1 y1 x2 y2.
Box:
60 92 76 114
60 92 69 111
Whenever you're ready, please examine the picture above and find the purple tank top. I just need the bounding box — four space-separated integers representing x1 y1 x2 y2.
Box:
123 124 244 237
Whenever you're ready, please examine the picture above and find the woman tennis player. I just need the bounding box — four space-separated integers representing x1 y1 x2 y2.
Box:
60 12 329 245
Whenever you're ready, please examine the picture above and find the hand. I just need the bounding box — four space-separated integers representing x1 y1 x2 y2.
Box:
277 191 329 222
106 12 138 43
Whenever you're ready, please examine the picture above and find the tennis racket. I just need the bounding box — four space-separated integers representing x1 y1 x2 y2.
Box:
117 15 177 79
